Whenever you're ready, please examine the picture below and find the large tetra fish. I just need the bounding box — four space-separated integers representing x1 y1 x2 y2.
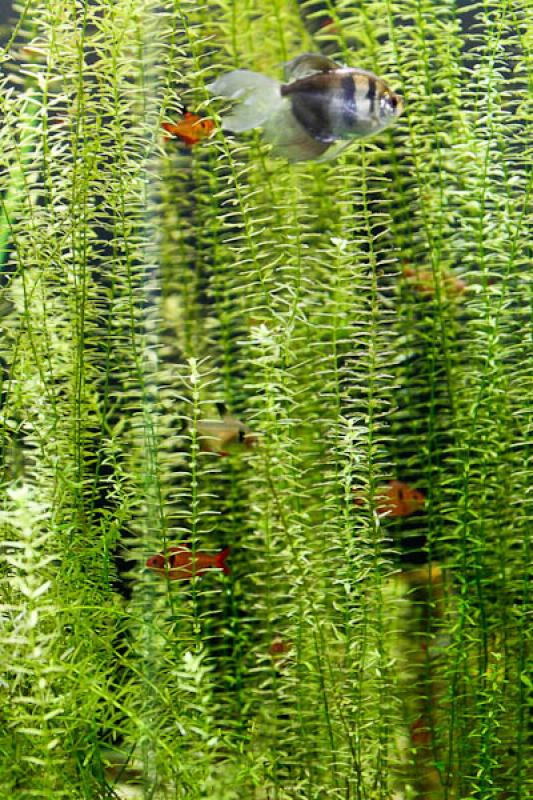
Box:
209 53 404 162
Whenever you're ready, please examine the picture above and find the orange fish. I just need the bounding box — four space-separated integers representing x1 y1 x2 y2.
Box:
146 545 230 580
268 637 293 670
319 16 341 36
162 112 215 146
270 637 292 656
402 265 466 298
354 480 425 518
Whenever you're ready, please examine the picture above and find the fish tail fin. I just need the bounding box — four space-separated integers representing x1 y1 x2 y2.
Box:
208 70 282 132
216 546 231 575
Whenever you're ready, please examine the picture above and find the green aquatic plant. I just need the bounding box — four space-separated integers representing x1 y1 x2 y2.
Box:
0 1 531 798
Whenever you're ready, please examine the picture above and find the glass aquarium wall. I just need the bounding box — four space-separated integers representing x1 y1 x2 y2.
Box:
0 1 531 798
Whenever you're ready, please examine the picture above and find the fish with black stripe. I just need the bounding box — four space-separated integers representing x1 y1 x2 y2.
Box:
208 53 404 162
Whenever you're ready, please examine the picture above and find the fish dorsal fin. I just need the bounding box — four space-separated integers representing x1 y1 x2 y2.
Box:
283 53 341 82
167 545 187 554
215 402 239 426
215 401 227 418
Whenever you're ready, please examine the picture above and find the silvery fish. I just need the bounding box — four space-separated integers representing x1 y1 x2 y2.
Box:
208 53 404 162
197 404 257 456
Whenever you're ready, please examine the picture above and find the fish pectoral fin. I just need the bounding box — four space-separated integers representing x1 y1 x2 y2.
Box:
314 139 354 162
262 106 330 162
283 53 341 81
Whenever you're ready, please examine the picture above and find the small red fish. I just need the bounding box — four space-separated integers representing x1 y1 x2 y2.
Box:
402 265 466 298
410 716 432 749
146 545 230 580
162 112 215 146
270 637 292 656
268 637 293 671
354 480 425 518
319 16 341 35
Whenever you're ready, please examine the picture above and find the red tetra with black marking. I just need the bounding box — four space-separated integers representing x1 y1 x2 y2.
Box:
146 545 230 580
162 112 214 146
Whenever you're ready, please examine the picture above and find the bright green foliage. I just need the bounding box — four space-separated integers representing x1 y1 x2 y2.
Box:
0 1 531 798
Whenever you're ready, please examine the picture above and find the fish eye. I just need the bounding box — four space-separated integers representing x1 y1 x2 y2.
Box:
381 92 402 117
380 93 394 116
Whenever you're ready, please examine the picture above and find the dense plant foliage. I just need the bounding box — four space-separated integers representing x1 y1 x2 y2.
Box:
0 1 531 798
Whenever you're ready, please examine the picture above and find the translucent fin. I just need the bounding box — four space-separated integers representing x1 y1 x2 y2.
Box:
315 139 354 162
208 70 282 132
262 105 330 162
283 52 341 82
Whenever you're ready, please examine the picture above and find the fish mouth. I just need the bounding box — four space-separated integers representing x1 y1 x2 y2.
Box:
392 94 405 117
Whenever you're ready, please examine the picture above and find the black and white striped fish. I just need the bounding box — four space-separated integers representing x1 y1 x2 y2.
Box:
208 53 404 162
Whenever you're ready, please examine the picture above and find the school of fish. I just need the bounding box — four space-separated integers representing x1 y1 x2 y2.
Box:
151 54 428 581
154 48 448 800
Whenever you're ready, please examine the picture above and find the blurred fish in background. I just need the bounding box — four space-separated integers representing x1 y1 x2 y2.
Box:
295 0 357 55
146 545 230 580
402 265 467 299
197 404 258 456
354 480 425 518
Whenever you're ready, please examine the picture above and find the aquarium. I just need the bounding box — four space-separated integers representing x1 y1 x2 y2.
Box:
0 1 531 798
